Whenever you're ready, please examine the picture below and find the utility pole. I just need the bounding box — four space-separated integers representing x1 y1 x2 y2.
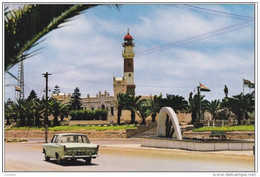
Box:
43 72 51 143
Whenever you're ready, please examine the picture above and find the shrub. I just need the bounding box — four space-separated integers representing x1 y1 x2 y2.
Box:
193 122 204 128
69 109 108 120
95 109 108 120
69 110 76 120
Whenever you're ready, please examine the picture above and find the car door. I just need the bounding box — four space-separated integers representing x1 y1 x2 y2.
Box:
47 135 59 158
51 135 61 158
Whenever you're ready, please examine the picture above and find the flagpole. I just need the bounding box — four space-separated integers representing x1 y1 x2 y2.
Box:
242 78 244 95
198 83 201 123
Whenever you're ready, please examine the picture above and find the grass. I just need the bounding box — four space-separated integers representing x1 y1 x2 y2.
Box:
5 125 138 131
192 125 254 132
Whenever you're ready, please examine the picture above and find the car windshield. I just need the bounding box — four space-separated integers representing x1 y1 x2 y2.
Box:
59 135 90 143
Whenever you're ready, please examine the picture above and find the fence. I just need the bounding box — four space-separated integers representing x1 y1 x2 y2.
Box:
201 119 254 127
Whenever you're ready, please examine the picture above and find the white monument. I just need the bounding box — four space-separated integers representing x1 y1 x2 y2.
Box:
157 107 182 140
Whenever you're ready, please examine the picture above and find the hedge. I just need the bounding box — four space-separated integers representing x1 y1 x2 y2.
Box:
69 109 108 120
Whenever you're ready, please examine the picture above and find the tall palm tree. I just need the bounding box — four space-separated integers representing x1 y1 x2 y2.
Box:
148 95 162 122
49 98 65 126
127 95 142 124
221 92 254 125
60 104 69 121
187 93 209 124
5 4 120 71
5 103 14 125
135 99 152 125
32 98 44 127
114 93 129 125
13 98 31 126
206 99 221 121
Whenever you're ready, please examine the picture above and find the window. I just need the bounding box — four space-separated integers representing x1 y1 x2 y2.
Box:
128 73 131 77
60 135 90 143
128 62 131 67
51 135 57 143
111 107 114 116
91 105 95 111
54 137 59 143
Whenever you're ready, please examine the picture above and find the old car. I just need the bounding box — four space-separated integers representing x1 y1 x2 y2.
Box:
43 133 99 165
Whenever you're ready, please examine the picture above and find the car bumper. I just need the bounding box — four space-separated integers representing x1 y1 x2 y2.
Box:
62 154 98 159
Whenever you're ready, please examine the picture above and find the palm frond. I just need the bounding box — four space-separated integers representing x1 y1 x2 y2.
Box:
5 4 99 71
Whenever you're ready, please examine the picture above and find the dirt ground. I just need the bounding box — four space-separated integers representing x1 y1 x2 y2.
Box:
4 129 127 140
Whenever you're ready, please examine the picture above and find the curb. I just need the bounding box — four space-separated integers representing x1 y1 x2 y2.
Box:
99 144 254 159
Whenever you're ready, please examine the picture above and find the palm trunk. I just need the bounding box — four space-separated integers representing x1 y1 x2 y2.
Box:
238 115 242 125
35 114 41 127
6 116 11 125
54 115 59 126
141 118 146 125
151 113 156 122
191 110 197 124
20 115 26 127
117 108 121 125
130 110 135 124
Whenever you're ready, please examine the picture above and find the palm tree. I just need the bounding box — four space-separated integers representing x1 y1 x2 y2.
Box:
127 95 142 124
135 99 152 125
148 95 162 122
221 92 254 125
114 93 129 125
60 104 69 121
5 4 100 71
49 98 63 126
32 98 44 127
187 92 209 124
206 99 221 120
5 103 13 125
162 94 188 113
13 98 30 126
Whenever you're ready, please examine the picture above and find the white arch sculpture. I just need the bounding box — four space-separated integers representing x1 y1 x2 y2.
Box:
157 107 182 140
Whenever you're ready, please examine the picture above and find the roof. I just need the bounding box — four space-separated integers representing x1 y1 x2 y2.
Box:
55 133 87 136
124 33 133 40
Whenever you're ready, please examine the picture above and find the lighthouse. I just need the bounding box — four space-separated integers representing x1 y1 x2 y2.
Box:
122 28 135 95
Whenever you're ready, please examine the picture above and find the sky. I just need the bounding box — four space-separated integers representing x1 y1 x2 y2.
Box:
4 3 255 102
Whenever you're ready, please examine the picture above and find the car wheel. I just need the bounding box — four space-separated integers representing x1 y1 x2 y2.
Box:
56 154 63 165
85 158 91 165
44 152 50 161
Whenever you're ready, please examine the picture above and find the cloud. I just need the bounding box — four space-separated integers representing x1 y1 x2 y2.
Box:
4 4 254 102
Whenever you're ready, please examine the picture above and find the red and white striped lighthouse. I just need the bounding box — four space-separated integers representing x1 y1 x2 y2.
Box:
122 28 135 95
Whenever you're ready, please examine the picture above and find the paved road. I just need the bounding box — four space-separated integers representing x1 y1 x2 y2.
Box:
4 141 254 172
